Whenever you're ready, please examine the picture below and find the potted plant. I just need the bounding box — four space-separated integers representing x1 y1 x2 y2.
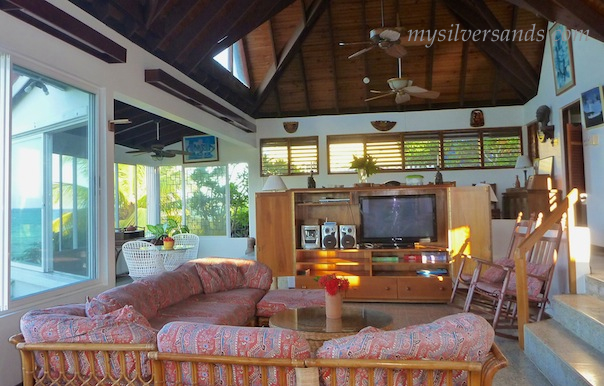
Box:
350 154 379 184
147 218 190 245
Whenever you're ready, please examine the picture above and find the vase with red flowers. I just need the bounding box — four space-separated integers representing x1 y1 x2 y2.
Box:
318 274 350 319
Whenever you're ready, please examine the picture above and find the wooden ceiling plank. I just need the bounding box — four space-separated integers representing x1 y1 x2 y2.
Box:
425 0 437 109
504 0 604 42
253 0 330 113
183 1 296 71
143 0 171 29
299 0 311 115
267 18 283 116
458 40 469 106
326 2 340 114
443 0 538 100
208 1 297 60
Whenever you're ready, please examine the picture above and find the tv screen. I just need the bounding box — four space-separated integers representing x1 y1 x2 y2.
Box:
359 194 437 247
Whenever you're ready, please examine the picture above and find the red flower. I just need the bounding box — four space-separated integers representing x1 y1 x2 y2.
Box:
318 274 350 296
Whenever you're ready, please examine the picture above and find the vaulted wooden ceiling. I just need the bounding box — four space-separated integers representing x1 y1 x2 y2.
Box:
4 0 604 148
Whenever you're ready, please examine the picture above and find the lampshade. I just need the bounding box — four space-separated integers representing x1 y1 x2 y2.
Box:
262 175 287 191
515 155 532 170
476 183 498 202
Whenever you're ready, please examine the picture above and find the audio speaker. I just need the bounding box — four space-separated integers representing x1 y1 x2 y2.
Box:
301 225 321 249
339 225 357 249
321 223 338 249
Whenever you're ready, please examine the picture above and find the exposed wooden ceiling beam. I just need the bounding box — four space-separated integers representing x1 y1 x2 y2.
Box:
443 0 538 101
145 69 256 133
504 0 604 42
0 0 126 63
326 3 340 114
253 0 330 113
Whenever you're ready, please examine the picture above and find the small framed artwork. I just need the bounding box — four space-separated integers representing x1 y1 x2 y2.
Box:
580 86 604 129
549 23 575 95
182 134 219 163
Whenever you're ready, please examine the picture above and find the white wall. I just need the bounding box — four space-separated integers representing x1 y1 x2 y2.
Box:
524 24 604 246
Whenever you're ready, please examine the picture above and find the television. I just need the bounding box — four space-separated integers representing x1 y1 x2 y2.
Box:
359 194 437 248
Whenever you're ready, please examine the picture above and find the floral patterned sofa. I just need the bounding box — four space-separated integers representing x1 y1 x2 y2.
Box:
10 257 506 385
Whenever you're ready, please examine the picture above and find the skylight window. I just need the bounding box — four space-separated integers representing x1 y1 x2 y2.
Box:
214 41 250 88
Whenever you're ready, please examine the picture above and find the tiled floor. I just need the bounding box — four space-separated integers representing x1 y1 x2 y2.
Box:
116 250 604 386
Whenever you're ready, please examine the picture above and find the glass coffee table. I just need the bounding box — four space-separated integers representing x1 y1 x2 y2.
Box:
269 306 393 352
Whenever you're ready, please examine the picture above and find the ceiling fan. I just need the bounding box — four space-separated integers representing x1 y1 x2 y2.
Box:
365 59 440 104
339 0 426 59
125 120 189 160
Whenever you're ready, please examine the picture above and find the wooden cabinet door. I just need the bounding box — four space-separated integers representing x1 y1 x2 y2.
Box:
255 192 294 276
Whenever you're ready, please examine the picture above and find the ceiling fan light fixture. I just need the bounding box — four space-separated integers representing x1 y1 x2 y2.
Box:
388 77 411 90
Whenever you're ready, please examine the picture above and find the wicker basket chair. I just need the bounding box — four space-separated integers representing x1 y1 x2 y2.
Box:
122 239 166 280
173 233 199 261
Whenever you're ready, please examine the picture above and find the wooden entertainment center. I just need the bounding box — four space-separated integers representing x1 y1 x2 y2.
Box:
256 184 492 303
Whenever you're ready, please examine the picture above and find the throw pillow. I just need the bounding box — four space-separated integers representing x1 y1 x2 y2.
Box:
508 262 551 296
481 258 515 283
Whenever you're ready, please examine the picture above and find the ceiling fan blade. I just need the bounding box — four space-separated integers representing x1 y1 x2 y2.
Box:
125 149 148 154
384 44 407 58
165 149 189 155
395 93 411 104
404 85 430 93
369 89 391 94
378 28 401 41
365 92 394 102
348 45 375 59
405 87 440 99
339 41 372 46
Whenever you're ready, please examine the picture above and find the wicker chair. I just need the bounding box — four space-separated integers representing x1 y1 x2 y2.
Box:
173 233 199 261
122 240 166 280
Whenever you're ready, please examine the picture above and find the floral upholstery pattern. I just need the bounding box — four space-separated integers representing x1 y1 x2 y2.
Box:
316 313 494 386
20 304 156 381
256 289 326 318
157 322 311 385
195 261 244 293
139 263 203 309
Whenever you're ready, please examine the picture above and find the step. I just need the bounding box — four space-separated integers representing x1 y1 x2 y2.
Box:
525 319 604 386
552 294 604 355
586 274 604 301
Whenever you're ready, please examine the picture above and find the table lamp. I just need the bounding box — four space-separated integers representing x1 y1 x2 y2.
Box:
515 155 532 187
262 175 287 191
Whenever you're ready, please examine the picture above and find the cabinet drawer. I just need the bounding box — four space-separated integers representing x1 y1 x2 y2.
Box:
295 276 321 289
345 277 398 300
397 277 452 301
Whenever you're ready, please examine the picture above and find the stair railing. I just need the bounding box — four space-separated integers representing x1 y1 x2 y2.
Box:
514 188 578 349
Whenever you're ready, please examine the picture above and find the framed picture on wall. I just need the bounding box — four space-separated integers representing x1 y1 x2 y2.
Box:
182 134 219 163
549 23 575 95
580 86 604 129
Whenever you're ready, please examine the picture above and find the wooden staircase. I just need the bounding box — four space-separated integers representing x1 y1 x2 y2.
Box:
524 273 604 385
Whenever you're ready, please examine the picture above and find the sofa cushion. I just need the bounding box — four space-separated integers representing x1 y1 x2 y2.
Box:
316 312 494 386
22 304 157 344
151 294 253 327
138 267 203 309
20 304 157 383
86 280 160 319
157 322 311 386
194 257 273 291
195 261 243 293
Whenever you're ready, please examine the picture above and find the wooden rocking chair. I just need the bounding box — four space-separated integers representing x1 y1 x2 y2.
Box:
450 212 536 305
462 215 564 337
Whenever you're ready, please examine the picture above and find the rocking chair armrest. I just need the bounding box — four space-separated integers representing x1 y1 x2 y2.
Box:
467 256 512 271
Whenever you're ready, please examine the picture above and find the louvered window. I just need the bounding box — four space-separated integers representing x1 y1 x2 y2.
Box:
482 127 522 167
443 130 481 168
328 134 402 173
326 127 521 174
403 132 441 170
260 137 318 176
